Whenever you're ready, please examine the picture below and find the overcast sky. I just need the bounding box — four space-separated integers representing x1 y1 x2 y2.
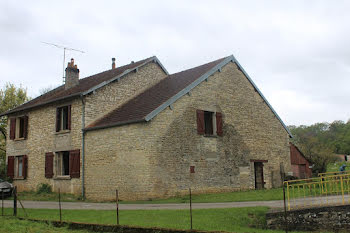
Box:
0 0 349 126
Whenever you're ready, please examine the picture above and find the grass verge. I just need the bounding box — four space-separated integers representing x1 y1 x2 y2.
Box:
0 216 90 233
0 207 305 233
12 188 285 204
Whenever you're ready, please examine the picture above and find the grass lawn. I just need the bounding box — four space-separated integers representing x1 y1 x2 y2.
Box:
327 162 349 172
10 191 82 202
13 188 285 204
0 217 90 233
0 206 304 233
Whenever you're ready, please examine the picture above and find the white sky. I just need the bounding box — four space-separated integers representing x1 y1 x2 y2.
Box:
0 0 349 126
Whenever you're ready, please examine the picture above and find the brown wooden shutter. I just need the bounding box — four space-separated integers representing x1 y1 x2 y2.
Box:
7 156 15 178
10 118 16 140
67 105 71 130
23 155 28 179
69 150 80 178
196 110 205 135
45 152 54 178
56 108 61 132
23 116 29 139
216 112 223 136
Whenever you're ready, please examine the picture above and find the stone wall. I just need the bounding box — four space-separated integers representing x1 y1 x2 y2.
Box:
6 98 83 194
6 61 166 195
84 61 291 201
267 205 350 232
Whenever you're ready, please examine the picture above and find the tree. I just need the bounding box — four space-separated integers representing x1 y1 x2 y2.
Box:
0 83 30 179
289 120 350 174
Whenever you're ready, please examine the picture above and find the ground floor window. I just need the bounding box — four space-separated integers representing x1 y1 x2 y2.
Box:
15 156 23 178
55 151 70 176
7 155 27 179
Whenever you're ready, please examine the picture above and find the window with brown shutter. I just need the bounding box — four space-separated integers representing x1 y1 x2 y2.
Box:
23 155 28 178
196 110 205 135
7 156 14 178
45 152 54 178
10 118 16 140
216 112 223 136
9 116 29 140
69 150 80 178
23 116 29 139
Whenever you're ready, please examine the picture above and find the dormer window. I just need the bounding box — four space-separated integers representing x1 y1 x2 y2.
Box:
9 116 28 140
56 105 71 132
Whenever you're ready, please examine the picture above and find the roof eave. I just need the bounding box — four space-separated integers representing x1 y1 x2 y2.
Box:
84 119 146 132
0 93 81 117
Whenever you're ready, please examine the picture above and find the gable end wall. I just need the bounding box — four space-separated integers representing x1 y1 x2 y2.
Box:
84 62 291 201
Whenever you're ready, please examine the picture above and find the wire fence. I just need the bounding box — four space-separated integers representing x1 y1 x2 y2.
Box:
1 187 197 231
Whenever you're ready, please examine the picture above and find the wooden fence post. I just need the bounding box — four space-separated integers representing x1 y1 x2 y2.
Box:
116 189 119 225
13 186 17 217
189 188 193 230
58 188 62 222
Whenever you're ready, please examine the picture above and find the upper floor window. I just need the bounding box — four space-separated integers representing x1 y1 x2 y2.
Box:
196 110 223 136
9 116 28 140
56 105 71 132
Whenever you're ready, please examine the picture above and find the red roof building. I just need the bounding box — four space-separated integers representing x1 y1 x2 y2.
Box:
290 143 312 178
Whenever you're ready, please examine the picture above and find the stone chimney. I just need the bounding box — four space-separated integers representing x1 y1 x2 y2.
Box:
65 58 79 89
112 58 116 69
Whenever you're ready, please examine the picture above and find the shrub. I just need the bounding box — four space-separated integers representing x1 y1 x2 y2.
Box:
36 183 52 194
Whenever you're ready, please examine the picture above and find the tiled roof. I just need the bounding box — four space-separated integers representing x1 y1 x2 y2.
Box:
1 56 159 116
86 57 228 130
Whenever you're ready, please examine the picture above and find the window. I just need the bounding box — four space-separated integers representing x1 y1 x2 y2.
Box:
45 150 80 179
7 155 27 179
196 110 223 136
204 111 214 135
55 151 70 176
56 105 71 132
9 116 28 140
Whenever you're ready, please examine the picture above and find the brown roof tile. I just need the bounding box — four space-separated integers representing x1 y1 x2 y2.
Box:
1 57 156 116
86 56 228 130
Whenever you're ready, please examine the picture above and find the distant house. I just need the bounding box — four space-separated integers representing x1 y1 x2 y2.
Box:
334 154 350 162
290 143 312 178
1 55 293 201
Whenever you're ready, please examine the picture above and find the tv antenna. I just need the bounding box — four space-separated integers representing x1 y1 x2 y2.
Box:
41 42 85 83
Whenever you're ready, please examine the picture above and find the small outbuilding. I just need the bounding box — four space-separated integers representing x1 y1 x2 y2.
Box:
290 143 312 179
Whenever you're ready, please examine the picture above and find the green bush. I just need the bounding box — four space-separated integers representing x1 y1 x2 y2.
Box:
36 183 52 194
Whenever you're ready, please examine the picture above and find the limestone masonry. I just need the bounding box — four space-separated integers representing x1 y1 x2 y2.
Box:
2 55 292 200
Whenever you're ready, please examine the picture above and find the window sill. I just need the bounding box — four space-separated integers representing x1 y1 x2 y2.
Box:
54 176 71 180
203 134 217 138
13 177 25 180
14 138 26 141
55 130 71 135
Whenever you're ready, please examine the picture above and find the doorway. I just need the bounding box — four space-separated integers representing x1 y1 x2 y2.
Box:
254 162 264 189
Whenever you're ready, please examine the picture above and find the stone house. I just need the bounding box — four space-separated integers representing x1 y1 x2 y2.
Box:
1 55 292 200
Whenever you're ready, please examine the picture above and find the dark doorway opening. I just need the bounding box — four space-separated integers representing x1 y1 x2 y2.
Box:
254 162 264 189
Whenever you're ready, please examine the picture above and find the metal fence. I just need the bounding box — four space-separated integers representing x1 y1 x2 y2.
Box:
284 172 350 210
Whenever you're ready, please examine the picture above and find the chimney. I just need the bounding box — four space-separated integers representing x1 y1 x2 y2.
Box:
65 58 79 89
112 58 116 69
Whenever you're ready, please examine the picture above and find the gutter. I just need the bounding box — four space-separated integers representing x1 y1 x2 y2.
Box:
80 95 86 199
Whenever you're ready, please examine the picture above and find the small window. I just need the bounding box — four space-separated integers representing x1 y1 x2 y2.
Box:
55 151 70 176
13 155 26 178
56 105 71 132
204 111 214 135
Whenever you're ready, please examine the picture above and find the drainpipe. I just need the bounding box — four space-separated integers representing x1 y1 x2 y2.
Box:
81 95 86 199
